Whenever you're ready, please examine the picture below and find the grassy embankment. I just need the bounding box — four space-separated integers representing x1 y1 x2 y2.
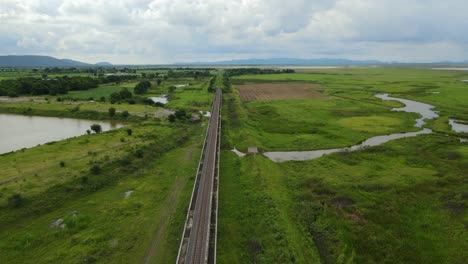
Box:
0 120 208 263
218 68 468 263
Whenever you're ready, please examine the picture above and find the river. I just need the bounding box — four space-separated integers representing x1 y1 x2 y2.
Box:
264 94 465 162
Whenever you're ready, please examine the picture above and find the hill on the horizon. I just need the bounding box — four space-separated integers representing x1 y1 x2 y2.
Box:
181 58 468 66
0 55 112 67
182 58 384 66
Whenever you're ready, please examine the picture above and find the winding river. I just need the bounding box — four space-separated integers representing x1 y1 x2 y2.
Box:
263 94 465 162
0 114 124 154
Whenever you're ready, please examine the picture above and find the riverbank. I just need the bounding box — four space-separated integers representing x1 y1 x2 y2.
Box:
0 104 146 122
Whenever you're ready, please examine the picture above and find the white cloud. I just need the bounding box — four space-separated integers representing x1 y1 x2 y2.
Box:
0 0 467 63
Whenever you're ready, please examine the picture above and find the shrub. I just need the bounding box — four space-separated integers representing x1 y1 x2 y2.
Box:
90 124 102 133
168 114 176 122
108 107 116 117
90 164 101 175
81 176 88 184
8 193 23 208
59 161 65 167
126 128 132 136
135 149 144 158
121 111 129 118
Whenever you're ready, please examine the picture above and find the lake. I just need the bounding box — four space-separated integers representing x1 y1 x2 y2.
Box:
0 114 124 154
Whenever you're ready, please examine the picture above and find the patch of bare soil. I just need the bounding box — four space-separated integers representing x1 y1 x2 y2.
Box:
237 83 325 101
331 196 355 207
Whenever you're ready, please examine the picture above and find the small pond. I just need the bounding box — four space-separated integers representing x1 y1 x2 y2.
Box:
0 114 123 154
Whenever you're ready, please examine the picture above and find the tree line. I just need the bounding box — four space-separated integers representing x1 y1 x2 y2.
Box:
0 75 137 96
225 68 295 76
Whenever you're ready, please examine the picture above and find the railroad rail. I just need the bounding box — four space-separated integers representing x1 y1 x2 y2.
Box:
177 89 222 264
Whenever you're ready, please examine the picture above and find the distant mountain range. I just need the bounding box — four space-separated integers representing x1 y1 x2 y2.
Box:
181 58 468 66
183 58 384 66
1 55 467 67
0 55 112 67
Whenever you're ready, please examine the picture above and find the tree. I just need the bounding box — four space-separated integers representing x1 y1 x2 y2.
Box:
119 88 132 99
126 128 132 136
90 124 102 133
157 79 162 85
134 83 146 94
175 109 188 120
134 81 151 95
108 107 116 117
110 92 120 103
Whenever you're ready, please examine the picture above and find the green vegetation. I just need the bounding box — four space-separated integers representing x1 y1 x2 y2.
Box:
134 80 152 95
225 68 295 76
0 121 206 263
0 68 217 263
2 66 467 263
219 67 468 263
0 75 138 96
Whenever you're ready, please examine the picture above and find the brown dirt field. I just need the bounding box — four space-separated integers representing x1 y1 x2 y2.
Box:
237 83 325 101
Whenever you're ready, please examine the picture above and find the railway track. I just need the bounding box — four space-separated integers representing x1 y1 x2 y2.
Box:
177 89 222 264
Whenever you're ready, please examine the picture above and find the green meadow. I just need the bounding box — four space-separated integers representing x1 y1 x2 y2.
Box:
0 70 214 263
1 67 467 263
218 67 468 263
0 121 206 264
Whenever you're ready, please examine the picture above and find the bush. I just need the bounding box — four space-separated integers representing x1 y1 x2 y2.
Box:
126 128 132 136
108 107 116 117
90 124 102 133
8 193 23 208
121 111 129 118
168 114 176 122
135 149 144 158
90 164 101 175
59 161 65 167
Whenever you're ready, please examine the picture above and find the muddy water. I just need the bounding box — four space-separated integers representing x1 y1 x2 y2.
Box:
149 95 168 104
375 93 438 127
449 119 468 133
264 94 441 162
0 114 123 154
264 129 432 162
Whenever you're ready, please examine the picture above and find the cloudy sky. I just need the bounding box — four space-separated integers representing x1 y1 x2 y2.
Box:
1 0 467 64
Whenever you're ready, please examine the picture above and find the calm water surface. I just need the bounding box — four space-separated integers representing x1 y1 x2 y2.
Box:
0 114 123 154
264 94 440 162
449 119 468 133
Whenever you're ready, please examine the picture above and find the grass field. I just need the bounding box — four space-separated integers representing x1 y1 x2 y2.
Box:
0 121 206 263
218 67 468 263
68 82 137 100
1 67 467 263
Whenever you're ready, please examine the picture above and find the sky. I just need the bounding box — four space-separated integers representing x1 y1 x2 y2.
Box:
1 0 467 64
